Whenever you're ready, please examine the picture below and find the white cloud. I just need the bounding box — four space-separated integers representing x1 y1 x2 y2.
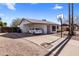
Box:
5 3 16 10
53 4 63 10
0 13 4 16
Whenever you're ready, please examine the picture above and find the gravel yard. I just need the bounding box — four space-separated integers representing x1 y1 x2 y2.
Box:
0 33 63 56
0 34 48 56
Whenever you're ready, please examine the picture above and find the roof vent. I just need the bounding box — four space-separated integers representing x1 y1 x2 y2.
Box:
42 19 46 21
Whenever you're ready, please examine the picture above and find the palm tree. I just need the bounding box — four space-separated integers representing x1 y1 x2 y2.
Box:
57 14 64 37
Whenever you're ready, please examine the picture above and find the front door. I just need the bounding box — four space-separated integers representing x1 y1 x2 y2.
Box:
47 25 50 34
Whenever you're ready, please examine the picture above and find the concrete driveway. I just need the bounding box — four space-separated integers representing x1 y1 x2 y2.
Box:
23 34 60 45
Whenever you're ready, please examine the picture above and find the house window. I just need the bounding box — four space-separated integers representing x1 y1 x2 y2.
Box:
52 26 56 31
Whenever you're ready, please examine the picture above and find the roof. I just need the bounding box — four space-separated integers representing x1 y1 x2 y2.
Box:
62 24 69 26
19 18 59 25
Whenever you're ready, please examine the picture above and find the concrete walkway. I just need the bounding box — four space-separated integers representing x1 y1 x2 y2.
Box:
45 36 68 56
44 35 79 56
59 38 79 56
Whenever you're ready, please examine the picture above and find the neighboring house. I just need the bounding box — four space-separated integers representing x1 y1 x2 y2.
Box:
74 24 79 31
19 18 59 34
62 24 79 31
62 24 69 31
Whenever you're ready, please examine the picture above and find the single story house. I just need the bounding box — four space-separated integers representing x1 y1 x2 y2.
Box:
62 24 69 31
19 18 60 34
62 23 79 31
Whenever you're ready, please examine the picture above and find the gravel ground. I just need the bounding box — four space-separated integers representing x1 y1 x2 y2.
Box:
0 35 48 56
0 33 61 46
0 33 65 56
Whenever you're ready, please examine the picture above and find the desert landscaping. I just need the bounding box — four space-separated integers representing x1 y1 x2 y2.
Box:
0 32 69 56
0 33 48 56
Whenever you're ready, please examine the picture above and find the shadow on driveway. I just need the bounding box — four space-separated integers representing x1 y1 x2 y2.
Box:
0 33 39 39
0 33 50 39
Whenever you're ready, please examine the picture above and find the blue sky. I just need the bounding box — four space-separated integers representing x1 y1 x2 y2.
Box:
0 3 79 26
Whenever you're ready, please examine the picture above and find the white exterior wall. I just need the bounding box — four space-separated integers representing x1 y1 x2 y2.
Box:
42 25 47 34
19 21 29 33
19 24 29 33
19 20 59 34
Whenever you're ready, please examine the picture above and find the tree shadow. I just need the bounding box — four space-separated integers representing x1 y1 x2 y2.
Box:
0 33 55 39
0 33 40 39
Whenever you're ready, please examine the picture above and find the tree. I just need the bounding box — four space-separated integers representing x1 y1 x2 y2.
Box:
0 21 3 27
3 22 7 27
63 16 79 25
0 18 1 20
0 17 4 27
11 18 21 27
74 16 79 25
0 17 7 27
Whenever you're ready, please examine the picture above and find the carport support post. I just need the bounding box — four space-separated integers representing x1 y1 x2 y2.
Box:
68 3 74 36
71 3 74 35
61 18 62 38
68 3 71 35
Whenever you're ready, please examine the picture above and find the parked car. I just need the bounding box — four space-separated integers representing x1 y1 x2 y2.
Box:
29 28 43 34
